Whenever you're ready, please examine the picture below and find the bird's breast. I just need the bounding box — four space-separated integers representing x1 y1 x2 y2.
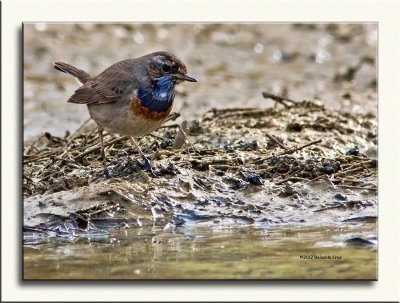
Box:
129 96 172 121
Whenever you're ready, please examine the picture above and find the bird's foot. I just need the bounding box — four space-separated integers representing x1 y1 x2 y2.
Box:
141 155 156 177
103 165 112 179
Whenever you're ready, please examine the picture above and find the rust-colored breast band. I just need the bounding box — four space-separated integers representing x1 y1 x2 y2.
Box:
129 96 172 121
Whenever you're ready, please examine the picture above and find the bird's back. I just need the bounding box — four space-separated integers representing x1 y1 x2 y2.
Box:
56 58 143 105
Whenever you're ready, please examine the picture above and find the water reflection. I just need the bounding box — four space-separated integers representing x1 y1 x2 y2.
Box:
24 223 376 280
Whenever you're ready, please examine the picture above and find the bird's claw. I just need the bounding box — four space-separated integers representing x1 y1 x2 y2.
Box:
142 156 156 177
103 166 112 179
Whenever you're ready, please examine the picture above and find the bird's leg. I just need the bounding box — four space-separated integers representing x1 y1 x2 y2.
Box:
99 127 111 179
130 137 156 177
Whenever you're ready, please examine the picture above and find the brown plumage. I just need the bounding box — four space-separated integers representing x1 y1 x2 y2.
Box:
53 61 123 104
53 51 196 178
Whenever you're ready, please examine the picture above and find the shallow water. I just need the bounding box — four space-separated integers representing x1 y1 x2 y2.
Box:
24 223 376 280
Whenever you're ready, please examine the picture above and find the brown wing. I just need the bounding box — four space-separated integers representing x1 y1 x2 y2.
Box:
67 70 136 105
67 81 119 104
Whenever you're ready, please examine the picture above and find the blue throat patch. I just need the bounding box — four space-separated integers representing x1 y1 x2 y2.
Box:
138 76 175 112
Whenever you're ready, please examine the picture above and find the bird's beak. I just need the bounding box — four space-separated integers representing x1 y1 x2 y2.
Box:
174 74 197 82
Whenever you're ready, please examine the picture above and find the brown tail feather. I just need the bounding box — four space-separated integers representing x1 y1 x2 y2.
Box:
53 61 91 84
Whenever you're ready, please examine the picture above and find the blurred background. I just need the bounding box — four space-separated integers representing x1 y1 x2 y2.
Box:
23 23 377 140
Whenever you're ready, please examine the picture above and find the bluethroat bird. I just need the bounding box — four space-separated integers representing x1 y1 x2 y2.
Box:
53 51 197 178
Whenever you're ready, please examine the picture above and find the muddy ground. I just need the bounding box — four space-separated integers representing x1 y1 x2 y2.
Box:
23 98 377 238
23 23 377 241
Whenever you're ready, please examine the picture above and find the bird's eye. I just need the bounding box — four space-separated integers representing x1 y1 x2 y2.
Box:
161 63 171 73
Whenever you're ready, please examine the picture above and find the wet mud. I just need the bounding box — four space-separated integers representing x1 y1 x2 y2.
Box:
24 98 377 238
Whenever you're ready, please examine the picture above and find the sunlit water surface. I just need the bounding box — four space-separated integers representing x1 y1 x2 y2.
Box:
24 223 376 280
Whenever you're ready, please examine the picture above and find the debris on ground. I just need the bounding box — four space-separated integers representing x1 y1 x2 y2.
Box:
23 97 377 236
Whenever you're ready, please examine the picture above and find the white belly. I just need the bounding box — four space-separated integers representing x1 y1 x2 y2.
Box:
87 103 165 137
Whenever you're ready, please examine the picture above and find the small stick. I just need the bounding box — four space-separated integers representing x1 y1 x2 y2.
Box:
214 110 267 120
205 107 260 115
277 139 322 156
85 203 120 217
262 91 299 104
74 135 128 159
262 92 299 108
340 159 373 170
190 158 237 166
314 200 365 212
66 118 92 141
265 133 289 150
23 150 60 164
313 205 344 212
334 166 366 177
331 177 370 184
253 139 322 164
336 184 377 191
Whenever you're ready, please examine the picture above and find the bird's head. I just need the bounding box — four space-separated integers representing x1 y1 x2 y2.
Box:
145 51 197 84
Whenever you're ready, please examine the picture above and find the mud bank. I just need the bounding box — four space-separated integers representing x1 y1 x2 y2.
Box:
23 98 377 240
